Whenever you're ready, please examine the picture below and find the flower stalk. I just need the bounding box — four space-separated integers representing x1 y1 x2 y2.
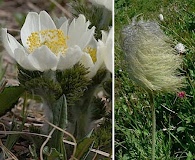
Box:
148 91 156 160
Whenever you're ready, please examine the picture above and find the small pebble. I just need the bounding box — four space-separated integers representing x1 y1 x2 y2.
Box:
159 14 164 21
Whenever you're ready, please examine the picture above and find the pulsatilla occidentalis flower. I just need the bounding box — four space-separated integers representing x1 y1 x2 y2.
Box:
1 11 96 72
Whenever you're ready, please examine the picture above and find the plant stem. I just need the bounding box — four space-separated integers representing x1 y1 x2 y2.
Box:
149 92 156 160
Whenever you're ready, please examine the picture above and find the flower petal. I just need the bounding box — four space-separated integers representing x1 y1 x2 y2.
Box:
101 30 108 43
14 48 37 70
79 52 95 79
103 45 112 73
99 27 113 73
8 34 24 53
60 20 69 36
68 15 88 39
2 28 25 58
21 12 39 48
79 27 95 49
57 46 83 70
29 46 58 71
1 28 14 58
39 11 56 30
80 52 94 69
68 15 95 49
88 48 104 78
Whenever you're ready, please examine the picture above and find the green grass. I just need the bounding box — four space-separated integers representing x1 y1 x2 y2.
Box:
115 0 195 159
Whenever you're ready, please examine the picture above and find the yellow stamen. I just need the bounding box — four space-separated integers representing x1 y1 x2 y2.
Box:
84 47 97 63
27 29 68 55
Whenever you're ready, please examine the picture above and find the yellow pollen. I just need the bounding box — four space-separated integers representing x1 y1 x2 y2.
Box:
84 47 97 63
27 29 68 55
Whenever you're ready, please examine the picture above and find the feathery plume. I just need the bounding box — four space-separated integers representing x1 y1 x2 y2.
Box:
121 20 184 93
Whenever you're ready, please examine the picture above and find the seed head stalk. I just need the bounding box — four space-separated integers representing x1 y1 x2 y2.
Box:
149 91 156 160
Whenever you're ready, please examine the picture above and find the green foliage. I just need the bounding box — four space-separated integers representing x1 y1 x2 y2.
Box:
28 94 68 160
92 113 112 150
18 66 42 84
18 63 91 107
50 95 68 159
75 137 94 159
68 92 103 140
25 77 62 101
65 68 110 141
0 56 6 81
29 144 39 160
0 86 24 116
17 63 111 158
29 125 45 157
56 63 90 107
0 55 7 93
91 98 106 120
43 146 63 160
18 67 62 105
5 107 27 150
103 78 112 98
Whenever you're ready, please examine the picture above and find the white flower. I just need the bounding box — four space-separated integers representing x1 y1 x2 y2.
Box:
80 27 113 78
175 43 185 53
159 14 164 21
98 27 113 73
1 11 95 72
89 0 113 11
80 37 102 78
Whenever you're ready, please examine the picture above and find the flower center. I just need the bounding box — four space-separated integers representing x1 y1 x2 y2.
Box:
27 29 68 55
84 47 97 63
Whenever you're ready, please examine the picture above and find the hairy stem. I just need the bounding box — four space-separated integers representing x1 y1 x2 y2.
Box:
149 92 156 160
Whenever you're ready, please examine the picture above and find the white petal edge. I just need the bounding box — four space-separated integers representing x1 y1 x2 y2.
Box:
39 11 56 30
60 20 69 37
21 12 39 48
101 30 108 43
88 48 104 78
2 28 25 59
28 46 58 71
78 26 95 50
14 48 37 70
80 52 94 69
68 15 89 39
57 46 83 70
67 15 94 49
8 34 25 54
1 28 15 58
79 52 96 78
103 46 112 73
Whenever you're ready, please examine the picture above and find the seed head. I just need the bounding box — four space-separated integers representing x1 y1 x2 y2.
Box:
121 20 184 93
